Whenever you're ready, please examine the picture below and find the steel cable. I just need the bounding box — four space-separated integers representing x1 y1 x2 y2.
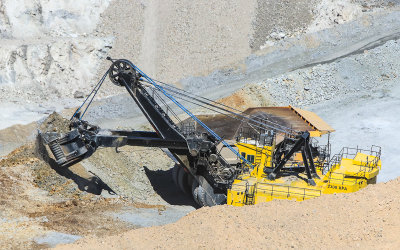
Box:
150 78 295 133
122 59 255 168
147 85 281 135
71 69 109 120
142 80 295 135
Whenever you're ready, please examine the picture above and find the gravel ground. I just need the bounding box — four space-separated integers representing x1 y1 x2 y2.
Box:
257 39 400 107
94 0 257 97
309 75 400 182
250 0 317 50
81 146 180 204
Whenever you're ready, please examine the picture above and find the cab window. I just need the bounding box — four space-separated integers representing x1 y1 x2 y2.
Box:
247 155 255 163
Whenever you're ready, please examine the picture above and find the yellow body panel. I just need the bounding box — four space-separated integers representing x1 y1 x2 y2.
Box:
228 143 381 206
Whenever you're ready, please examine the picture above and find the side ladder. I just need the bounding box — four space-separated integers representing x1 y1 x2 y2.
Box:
254 146 263 167
245 183 256 205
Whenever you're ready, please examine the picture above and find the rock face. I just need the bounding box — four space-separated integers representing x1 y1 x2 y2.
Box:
257 39 400 107
0 0 111 39
0 38 111 101
250 0 317 50
1 0 390 108
0 0 112 102
0 0 257 104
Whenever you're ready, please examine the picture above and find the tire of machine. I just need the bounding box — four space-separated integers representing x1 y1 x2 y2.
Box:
367 176 377 184
172 164 179 188
187 174 194 192
191 179 201 206
196 185 207 207
177 167 191 194
191 178 226 207
204 191 216 207
192 178 209 207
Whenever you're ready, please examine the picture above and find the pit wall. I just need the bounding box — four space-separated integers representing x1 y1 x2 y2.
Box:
0 0 393 104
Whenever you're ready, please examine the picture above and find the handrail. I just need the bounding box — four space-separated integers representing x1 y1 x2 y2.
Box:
322 146 381 175
151 87 183 125
231 181 322 203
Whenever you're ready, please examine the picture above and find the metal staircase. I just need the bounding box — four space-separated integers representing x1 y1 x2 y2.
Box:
244 182 256 205
254 146 263 167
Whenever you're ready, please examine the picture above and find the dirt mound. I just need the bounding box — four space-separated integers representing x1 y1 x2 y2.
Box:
0 122 37 144
13 111 178 203
80 146 176 203
0 143 90 201
38 112 71 134
0 111 191 248
217 84 273 110
0 141 139 248
0 111 126 249
0 121 37 156
56 177 400 249
0 112 70 156
0 112 91 208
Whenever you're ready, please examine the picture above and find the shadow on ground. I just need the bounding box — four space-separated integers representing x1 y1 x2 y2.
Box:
36 134 197 207
144 166 197 207
36 135 116 195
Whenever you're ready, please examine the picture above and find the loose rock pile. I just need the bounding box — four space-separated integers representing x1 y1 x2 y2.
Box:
257 40 400 106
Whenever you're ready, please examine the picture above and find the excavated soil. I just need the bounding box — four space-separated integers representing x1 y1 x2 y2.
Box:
0 143 136 249
217 84 273 110
0 113 188 249
57 177 400 249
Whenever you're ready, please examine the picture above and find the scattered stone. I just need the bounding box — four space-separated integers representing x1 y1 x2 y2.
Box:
74 91 85 99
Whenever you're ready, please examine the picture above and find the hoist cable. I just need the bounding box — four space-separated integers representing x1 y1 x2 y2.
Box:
143 80 294 135
122 59 255 168
71 69 109 120
148 85 281 134
150 78 296 133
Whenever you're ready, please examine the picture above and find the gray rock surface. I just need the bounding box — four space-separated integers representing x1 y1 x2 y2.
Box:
258 39 400 107
34 232 82 248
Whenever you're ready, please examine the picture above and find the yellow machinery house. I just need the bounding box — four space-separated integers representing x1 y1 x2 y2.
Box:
227 106 381 206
